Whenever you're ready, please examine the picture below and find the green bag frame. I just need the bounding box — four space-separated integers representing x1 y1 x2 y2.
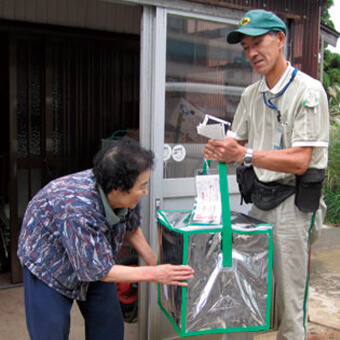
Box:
157 162 273 337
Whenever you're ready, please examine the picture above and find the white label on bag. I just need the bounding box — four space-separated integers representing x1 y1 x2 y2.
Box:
192 175 221 223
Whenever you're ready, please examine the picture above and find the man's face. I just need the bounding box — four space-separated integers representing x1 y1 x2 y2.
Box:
240 32 284 76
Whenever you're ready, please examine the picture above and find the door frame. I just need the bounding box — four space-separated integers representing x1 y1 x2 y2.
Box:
138 5 247 340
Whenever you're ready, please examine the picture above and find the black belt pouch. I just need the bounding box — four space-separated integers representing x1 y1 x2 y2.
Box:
252 179 295 211
295 168 325 212
236 164 256 204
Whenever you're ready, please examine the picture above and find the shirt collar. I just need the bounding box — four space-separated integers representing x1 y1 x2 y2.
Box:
259 62 294 94
98 185 128 225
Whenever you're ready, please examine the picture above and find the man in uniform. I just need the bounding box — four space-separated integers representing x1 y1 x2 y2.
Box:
204 9 329 340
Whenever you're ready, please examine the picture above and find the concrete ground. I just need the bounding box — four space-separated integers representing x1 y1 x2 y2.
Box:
0 225 339 340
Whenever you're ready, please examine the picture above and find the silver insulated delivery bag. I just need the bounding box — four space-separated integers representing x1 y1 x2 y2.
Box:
157 163 273 337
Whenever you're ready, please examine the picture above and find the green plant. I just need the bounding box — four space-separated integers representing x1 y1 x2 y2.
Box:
323 113 340 225
320 0 339 225
323 51 340 92
321 0 335 29
328 86 340 116
323 186 340 225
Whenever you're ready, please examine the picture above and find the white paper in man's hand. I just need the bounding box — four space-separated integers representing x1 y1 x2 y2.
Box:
196 115 231 141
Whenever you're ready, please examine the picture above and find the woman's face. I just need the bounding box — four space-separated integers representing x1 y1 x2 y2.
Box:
113 169 151 209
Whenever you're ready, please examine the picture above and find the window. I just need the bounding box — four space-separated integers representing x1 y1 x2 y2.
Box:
163 14 260 178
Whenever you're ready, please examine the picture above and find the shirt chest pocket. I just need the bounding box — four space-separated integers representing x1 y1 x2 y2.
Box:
281 121 293 148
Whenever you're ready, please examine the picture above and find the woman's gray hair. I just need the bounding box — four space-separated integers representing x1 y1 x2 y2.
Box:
93 139 154 194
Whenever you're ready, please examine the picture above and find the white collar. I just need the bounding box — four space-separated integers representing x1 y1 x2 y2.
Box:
259 62 295 94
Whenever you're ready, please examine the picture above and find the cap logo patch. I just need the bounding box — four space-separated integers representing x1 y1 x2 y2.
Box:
240 17 251 26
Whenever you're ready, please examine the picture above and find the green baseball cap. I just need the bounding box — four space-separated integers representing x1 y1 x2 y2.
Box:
227 9 286 44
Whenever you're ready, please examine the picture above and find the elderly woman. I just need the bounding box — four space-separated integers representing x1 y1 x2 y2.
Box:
17 139 194 340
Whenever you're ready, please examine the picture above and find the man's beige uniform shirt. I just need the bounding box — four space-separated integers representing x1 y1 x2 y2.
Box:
232 63 329 185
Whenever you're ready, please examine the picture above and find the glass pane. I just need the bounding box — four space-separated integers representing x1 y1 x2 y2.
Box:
164 14 260 178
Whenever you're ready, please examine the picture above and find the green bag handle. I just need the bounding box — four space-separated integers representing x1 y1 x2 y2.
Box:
201 159 211 175
107 130 139 140
218 162 233 267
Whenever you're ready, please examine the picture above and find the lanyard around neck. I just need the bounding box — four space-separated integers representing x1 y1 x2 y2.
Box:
263 67 298 123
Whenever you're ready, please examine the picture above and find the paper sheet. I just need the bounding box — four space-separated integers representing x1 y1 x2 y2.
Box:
192 175 221 224
196 114 231 141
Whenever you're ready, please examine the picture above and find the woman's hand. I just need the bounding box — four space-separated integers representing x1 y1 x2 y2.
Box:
152 264 194 286
101 263 194 286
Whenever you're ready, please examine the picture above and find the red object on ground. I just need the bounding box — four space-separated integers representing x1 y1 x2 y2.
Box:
116 265 138 305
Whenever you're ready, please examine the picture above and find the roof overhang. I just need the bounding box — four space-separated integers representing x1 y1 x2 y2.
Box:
321 23 340 47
